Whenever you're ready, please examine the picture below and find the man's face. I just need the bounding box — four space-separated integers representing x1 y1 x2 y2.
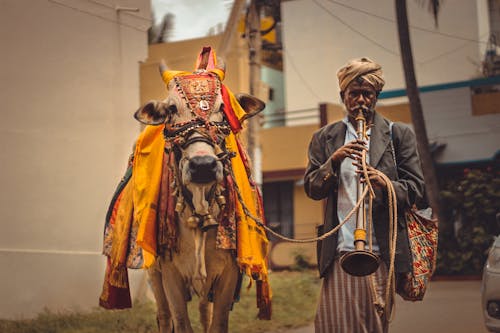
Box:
342 79 378 124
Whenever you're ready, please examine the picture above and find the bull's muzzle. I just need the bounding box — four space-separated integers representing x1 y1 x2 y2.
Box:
188 155 219 183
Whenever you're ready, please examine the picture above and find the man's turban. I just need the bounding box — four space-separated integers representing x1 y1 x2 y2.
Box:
337 57 385 92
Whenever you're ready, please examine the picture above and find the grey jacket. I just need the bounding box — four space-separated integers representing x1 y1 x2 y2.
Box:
304 112 425 278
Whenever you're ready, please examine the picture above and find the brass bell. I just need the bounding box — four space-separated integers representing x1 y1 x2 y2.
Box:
216 195 226 206
186 216 200 229
201 214 218 231
175 198 185 213
214 145 223 156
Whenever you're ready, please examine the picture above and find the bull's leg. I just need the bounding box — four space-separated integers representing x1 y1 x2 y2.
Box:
160 258 195 333
147 263 173 333
208 262 239 333
199 296 213 333
203 229 240 333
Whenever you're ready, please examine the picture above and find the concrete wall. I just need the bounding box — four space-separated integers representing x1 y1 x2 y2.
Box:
0 0 150 318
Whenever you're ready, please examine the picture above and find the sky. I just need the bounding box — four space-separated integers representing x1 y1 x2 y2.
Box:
151 0 234 42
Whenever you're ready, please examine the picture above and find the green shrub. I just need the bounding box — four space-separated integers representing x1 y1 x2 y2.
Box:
436 168 500 275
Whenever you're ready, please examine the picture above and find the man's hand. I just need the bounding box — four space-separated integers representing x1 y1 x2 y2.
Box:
331 139 367 165
353 162 387 189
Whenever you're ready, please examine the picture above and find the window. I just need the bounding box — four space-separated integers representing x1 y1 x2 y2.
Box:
262 181 294 238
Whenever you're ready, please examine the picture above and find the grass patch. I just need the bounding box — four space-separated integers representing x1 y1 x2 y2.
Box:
0 269 321 333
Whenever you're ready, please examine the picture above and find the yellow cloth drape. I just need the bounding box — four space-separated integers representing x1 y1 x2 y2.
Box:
133 124 165 268
227 87 247 122
225 132 269 280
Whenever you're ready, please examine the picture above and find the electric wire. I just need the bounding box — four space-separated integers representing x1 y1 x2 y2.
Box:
312 0 401 57
312 0 487 66
48 0 149 32
326 0 488 45
283 47 324 100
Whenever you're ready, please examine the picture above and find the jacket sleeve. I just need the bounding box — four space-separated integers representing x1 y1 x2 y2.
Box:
391 123 426 210
304 130 340 200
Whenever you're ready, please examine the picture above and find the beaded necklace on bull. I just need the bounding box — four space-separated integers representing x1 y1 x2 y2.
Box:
163 71 233 231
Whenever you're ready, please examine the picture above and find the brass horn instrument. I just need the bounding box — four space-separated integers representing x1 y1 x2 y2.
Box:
340 108 380 276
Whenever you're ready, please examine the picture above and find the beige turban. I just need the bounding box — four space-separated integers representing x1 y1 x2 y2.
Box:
337 57 385 92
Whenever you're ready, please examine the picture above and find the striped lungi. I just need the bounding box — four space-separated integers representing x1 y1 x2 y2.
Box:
314 256 389 333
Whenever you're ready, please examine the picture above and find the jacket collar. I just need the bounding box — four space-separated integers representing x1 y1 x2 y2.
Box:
369 111 391 168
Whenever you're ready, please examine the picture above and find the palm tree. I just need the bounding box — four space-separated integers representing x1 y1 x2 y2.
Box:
148 12 175 44
395 0 444 224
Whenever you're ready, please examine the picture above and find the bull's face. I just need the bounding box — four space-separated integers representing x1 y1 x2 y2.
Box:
136 73 226 188
134 71 266 216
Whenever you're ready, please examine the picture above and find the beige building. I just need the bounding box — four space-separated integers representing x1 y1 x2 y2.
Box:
1 0 151 318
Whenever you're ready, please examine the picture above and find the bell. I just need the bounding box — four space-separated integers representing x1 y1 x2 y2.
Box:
214 145 224 156
175 201 185 213
201 214 218 231
216 195 226 206
186 216 200 229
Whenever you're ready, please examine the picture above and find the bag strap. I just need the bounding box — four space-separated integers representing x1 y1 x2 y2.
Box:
389 122 399 179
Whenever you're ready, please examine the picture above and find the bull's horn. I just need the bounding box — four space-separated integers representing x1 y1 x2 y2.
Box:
211 57 226 81
159 59 168 76
159 60 188 86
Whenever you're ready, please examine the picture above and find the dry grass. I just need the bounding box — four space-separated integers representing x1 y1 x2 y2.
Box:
0 269 321 333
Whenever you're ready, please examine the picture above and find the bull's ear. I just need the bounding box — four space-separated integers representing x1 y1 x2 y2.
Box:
134 100 168 125
235 93 265 122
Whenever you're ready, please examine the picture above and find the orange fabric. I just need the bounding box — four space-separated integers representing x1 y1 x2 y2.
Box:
109 180 134 286
133 125 165 268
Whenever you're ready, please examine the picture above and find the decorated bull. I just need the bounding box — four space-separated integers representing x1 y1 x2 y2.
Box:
99 47 271 333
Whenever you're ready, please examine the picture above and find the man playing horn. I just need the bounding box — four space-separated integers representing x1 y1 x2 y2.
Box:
304 57 426 332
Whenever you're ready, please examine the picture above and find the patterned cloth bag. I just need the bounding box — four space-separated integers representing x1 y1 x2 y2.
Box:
397 207 438 301
389 122 438 301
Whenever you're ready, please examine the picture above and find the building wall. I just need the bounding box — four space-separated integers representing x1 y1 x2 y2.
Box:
0 0 150 318
421 87 500 163
261 66 285 128
282 0 487 114
140 36 250 104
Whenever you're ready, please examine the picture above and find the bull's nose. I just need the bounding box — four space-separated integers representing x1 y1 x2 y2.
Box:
188 155 218 183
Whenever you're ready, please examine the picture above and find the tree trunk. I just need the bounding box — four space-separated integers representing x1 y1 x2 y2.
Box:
395 0 444 223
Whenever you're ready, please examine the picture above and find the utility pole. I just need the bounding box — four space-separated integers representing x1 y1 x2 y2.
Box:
246 0 262 186
218 0 246 57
